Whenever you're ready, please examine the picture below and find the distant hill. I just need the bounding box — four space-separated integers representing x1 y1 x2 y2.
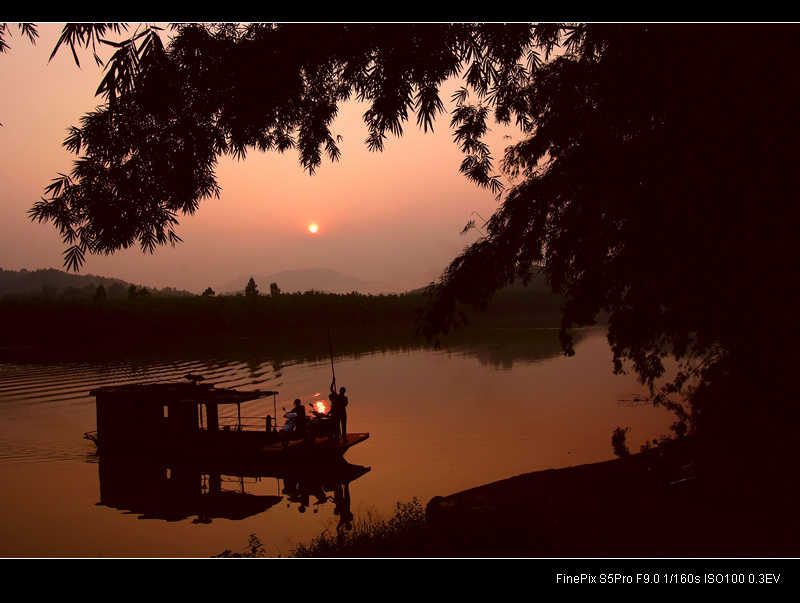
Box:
0 268 192 299
223 269 401 295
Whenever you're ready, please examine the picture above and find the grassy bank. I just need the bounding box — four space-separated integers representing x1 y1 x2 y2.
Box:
215 438 798 558
214 499 429 558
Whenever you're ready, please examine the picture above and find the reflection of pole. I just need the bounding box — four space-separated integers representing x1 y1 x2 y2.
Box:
327 324 336 386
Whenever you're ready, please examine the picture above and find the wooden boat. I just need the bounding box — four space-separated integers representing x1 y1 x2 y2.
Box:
85 379 368 464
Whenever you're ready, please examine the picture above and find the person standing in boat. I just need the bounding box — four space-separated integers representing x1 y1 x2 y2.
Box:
329 380 348 443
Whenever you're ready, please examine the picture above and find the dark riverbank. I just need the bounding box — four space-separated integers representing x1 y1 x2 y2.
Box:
424 439 797 558
0 285 564 350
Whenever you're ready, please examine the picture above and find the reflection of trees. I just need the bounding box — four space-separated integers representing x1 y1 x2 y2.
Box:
441 328 587 371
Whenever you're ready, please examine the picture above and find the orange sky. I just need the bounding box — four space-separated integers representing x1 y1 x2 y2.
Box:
0 24 520 294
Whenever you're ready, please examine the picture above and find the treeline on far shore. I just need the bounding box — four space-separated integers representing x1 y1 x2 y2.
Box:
0 286 565 349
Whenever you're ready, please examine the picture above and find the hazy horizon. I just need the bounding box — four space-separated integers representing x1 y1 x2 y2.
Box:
0 264 413 296
0 24 520 295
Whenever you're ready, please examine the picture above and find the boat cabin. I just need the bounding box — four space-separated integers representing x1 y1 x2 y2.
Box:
88 382 279 450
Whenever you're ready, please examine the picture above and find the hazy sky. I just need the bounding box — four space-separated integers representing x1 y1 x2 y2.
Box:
0 24 520 294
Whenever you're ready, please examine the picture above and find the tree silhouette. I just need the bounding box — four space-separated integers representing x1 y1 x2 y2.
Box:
418 24 798 449
18 23 800 451
92 283 107 302
0 23 39 54
28 23 545 270
245 277 258 297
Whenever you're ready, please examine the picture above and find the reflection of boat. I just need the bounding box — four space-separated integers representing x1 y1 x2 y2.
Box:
95 453 371 523
85 381 369 464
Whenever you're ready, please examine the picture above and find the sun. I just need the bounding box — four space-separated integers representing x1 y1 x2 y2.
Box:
308 224 318 233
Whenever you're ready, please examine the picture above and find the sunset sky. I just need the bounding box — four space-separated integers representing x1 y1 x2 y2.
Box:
0 23 520 294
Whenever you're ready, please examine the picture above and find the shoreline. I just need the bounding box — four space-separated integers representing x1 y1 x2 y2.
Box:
424 443 796 558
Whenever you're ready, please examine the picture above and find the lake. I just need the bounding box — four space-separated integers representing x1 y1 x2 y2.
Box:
0 325 675 558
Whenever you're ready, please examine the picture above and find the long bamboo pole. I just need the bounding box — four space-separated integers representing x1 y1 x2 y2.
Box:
327 324 336 386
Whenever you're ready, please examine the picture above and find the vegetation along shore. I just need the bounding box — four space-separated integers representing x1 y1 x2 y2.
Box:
0 268 564 349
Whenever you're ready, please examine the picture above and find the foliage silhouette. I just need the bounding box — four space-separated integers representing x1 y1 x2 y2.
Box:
244 277 259 297
27 23 546 270
0 283 562 349
416 24 799 454
289 499 427 558
611 427 630 458
13 23 800 456
92 284 106 302
0 23 39 54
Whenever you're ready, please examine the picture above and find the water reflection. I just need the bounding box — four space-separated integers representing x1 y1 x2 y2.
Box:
0 326 588 416
434 327 586 370
0 324 586 379
0 325 674 557
94 453 370 524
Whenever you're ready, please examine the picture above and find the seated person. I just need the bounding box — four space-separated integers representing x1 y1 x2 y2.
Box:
281 399 308 441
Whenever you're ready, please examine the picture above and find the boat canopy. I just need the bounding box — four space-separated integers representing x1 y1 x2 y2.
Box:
90 382 280 444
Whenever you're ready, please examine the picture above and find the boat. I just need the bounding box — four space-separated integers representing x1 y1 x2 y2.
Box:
85 378 369 464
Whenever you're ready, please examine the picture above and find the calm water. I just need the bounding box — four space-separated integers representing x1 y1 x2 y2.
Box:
0 326 675 558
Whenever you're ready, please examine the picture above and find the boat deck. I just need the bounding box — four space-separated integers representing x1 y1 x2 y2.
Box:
85 381 369 463
273 432 369 454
